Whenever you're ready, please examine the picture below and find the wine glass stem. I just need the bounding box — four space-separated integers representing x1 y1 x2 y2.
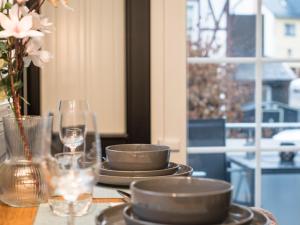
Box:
68 202 75 225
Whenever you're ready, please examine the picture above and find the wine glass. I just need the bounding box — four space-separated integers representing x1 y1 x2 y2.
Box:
59 112 86 152
58 100 89 113
62 128 84 152
53 152 94 225
45 112 101 222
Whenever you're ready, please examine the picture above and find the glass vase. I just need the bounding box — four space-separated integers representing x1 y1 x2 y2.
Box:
0 116 53 207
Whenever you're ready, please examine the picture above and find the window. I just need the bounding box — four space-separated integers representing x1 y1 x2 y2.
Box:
187 0 300 224
285 23 296 37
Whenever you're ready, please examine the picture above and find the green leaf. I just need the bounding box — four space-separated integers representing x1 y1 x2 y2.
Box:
14 80 23 91
0 42 6 51
4 2 12 10
20 96 30 105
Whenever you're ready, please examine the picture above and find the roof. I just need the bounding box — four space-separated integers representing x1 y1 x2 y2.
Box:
263 0 300 19
234 63 297 81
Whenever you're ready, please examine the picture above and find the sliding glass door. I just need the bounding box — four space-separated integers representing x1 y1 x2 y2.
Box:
187 0 300 224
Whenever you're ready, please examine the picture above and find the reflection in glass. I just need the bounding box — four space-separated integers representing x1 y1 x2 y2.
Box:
260 63 300 148
189 152 256 206
260 151 300 225
187 0 256 58
188 63 255 147
263 0 300 59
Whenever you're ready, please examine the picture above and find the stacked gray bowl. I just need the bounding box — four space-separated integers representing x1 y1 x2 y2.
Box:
106 144 171 171
125 177 240 225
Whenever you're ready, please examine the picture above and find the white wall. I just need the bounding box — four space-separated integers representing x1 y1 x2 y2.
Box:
41 0 126 135
151 0 187 163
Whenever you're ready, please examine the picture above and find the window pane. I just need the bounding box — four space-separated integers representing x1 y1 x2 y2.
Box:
262 0 300 58
229 152 256 206
189 151 256 206
260 63 300 148
188 63 255 147
187 0 257 58
261 151 300 225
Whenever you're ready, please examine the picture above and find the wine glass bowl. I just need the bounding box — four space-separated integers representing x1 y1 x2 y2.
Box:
59 112 86 153
62 128 84 152
46 112 101 222
59 100 89 113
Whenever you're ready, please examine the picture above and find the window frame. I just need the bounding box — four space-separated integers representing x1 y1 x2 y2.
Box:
187 0 300 207
26 0 151 150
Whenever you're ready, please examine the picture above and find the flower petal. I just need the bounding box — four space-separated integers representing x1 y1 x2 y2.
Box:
14 31 27 38
31 55 43 67
19 15 33 32
39 50 51 63
0 13 13 30
26 30 44 37
0 30 12 38
9 4 20 20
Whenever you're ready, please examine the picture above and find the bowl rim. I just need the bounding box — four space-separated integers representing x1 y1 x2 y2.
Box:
101 161 179 173
106 144 170 153
131 177 233 197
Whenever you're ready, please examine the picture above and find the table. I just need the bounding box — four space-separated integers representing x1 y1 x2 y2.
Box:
228 153 300 206
0 198 124 225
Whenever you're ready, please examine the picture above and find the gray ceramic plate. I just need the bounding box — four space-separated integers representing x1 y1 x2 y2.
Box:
124 204 253 225
95 164 193 187
100 162 179 177
96 204 127 225
250 209 271 225
96 204 269 225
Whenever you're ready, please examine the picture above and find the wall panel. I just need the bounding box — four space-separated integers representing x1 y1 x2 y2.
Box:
41 0 126 134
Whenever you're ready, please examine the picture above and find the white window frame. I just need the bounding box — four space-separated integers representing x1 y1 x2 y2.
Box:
151 0 300 208
187 0 300 207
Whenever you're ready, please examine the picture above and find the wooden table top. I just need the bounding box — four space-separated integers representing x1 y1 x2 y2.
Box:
0 198 124 225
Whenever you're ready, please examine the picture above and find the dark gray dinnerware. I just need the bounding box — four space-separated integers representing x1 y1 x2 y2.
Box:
250 209 271 225
123 204 253 225
131 177 233 225
100 161 179 177
95 204 269 225
96 203 127 225
106 144 170 171
96 164 193 186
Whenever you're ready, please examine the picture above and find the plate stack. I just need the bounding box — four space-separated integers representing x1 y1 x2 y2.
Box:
96 144 193 186
96 177 271 225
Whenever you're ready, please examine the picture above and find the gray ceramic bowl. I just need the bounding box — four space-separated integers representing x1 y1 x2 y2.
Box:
106 144 170 171
131 177 233 225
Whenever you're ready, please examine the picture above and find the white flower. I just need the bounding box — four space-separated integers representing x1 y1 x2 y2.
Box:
24 38 51 67
0 4 44 38
30 11 52 33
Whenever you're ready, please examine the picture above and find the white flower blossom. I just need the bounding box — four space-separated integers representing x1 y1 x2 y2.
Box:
0 4 43 38
24 38 51 67
30 11 52 33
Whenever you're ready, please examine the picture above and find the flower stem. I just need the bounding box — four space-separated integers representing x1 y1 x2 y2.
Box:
8 44 32 160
